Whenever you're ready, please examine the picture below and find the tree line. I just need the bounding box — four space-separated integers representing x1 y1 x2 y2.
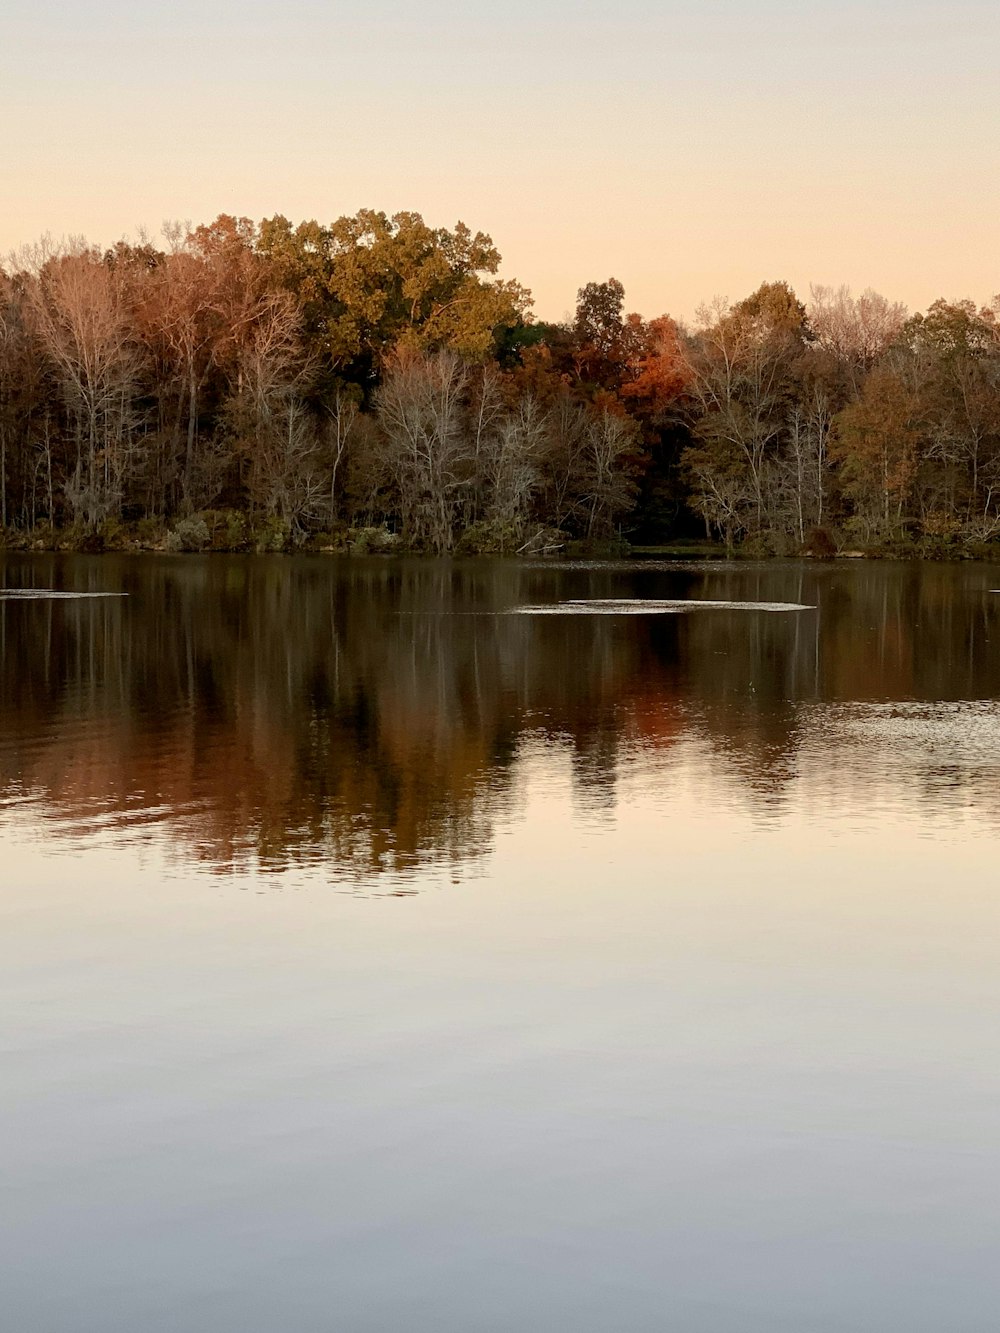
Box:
1 210 999 555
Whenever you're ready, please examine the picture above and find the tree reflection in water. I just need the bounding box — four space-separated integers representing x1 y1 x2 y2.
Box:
2 554 1000 878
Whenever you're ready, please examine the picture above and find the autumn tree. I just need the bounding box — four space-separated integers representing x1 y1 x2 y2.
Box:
902 300 1000 538
832 366 921 544
619 316 689 421
572 278 627 385
257 211 531 381
616 314 692 537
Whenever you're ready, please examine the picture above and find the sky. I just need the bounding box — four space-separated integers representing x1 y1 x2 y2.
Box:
3 0 998 322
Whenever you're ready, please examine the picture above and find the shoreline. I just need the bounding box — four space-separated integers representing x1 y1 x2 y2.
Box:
2 525 998 563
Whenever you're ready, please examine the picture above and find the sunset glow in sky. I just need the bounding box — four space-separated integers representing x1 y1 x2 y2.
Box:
4 0 998 321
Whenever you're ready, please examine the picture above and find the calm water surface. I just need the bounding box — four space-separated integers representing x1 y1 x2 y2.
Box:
2 554 998 1332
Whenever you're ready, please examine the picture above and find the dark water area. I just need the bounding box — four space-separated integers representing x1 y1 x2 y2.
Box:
2 555 999 1331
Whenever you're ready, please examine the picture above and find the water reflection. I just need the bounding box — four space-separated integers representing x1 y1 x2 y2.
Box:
2 554 1000 877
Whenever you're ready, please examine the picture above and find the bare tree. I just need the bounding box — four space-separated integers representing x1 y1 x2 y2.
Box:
681 299 797 541
323 390 360 527
0 273 20 527
226 290 321 530
478 391 545 548
809 285 907 391
27 249 145 526
375 348 473 552
537 392 590 532
580 406 640 538
141 249 219 509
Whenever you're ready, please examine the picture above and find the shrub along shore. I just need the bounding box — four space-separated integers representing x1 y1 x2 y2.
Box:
3 516 996 561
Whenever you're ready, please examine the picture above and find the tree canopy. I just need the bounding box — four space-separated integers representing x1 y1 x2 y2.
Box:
2 211 999 557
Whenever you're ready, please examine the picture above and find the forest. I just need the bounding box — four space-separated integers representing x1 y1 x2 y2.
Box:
1 209 999 557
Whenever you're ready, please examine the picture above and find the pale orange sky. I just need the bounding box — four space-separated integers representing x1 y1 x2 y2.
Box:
3 0 998 322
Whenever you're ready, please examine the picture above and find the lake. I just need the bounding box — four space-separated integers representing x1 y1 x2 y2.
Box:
2 553 999 1332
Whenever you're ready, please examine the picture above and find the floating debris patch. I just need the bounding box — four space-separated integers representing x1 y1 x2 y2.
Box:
509 598 814 615
0 590 127 600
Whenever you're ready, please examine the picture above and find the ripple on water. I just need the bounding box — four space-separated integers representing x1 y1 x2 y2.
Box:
0 590 126 600
814 699 1000 763
510 598 815 614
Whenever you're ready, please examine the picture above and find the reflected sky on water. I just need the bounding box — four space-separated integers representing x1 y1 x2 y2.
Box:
2 555 999 1332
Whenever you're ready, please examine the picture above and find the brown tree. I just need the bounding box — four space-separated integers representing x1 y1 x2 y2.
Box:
682 284 808 545
832 366 920 544
27 248 146 526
